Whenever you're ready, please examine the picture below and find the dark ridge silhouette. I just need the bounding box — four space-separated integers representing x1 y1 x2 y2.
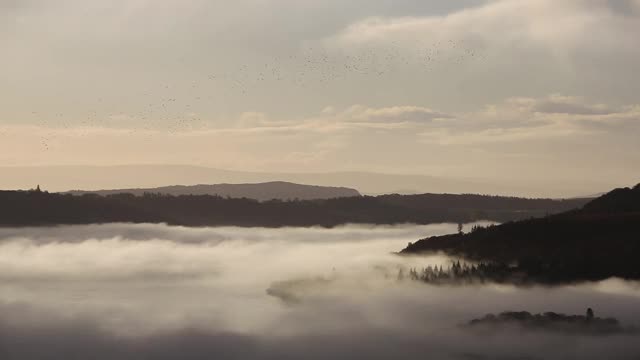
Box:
580 183 640 214
67 181 361 201
466 310 635 335
401 184 640 282
1 164 611 198
0 188 589 228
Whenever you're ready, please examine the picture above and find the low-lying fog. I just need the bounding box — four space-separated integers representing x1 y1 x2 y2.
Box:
1 223 639 359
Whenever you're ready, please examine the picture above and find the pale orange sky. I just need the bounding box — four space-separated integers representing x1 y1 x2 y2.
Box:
2 0 639 188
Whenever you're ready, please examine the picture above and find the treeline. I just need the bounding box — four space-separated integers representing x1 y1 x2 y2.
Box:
467 311 631 335
0 189 589 228
400 261 526 285
402 184 640 282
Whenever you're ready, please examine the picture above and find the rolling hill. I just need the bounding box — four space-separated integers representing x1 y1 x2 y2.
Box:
67 181 361 201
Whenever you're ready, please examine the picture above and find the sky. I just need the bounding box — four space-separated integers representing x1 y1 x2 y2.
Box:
2 0 640 186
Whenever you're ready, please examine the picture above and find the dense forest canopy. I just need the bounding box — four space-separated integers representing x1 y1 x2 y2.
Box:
0 189 589 228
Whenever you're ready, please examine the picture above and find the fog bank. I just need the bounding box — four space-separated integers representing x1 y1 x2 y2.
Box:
1 223 639 359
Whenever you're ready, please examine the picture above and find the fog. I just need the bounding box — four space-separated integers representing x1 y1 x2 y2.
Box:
1 223 639 359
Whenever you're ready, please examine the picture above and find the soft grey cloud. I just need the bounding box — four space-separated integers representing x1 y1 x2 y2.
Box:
329 0 640 108
4 0 639 124
340 105 453 123
531 95 618 115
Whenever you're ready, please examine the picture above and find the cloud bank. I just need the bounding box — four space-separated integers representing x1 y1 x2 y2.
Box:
2 94 638 189
1 223 640 359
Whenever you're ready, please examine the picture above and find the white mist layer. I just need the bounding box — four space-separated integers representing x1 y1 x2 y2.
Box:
0 223 639 360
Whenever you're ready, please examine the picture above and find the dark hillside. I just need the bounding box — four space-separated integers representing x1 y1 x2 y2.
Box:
401 184 640 282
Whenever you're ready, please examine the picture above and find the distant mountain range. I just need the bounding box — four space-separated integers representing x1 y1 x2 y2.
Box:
401 183 640 282
67 181 361 201
0 164 624 198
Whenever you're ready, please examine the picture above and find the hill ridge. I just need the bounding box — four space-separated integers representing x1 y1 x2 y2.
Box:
401 183 640 282
67 181 361 201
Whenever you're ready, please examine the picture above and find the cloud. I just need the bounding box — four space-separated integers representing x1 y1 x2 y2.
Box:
531 95 618 115
340 105 452 123
417 95 640 146
1 223 640 359
328 0 640 108
230 105 451 130
0 223 456 282
333 0 640 55
5 0 640 127
1 94 639 187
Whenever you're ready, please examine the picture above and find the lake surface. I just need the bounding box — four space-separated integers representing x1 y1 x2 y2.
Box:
0 223 639 359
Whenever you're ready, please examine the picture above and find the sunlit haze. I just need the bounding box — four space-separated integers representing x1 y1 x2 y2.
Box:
2 2 640 359
2 0 640 194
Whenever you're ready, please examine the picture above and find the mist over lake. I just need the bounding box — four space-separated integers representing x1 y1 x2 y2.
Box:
4 0 640 358
1 223 639 359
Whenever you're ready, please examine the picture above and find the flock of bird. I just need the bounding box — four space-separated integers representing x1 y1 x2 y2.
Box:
15 40 486 151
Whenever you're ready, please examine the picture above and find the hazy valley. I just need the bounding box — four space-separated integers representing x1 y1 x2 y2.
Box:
3 0 640 358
